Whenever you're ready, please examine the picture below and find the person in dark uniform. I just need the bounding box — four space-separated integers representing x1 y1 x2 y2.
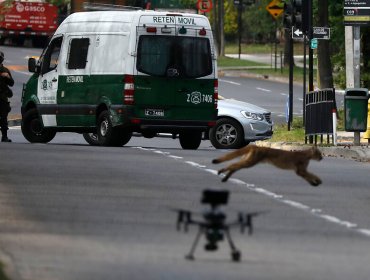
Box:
0 51 14 142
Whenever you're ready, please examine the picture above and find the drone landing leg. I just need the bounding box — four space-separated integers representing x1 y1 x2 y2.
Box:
225 228 241 262
185 226 204 260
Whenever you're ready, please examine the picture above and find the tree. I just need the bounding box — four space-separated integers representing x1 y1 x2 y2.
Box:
245 0 276 43
210 0 225 57
317 0 333 88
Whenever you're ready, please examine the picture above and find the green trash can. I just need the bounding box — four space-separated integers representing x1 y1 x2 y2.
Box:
344 88 369 132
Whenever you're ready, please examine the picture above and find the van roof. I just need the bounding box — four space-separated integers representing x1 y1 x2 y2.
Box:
56 10 211 35
63 10 208 24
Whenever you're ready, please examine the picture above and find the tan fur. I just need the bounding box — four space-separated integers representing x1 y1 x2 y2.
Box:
212 146 323 186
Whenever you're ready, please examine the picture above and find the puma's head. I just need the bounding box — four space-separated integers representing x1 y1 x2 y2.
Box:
310 147 323 161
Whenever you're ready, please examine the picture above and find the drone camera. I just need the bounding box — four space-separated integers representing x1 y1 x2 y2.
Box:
205 228 224 251
201 189 229 207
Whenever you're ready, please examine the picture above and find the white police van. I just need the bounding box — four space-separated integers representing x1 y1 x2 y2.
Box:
22 10 218 149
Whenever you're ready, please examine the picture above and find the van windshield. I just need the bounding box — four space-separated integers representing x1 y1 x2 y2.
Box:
137 35 212 78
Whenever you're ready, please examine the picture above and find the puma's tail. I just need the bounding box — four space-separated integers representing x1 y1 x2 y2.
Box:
212 145 252 164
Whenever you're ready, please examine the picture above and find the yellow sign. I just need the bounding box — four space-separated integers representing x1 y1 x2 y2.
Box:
266 0 284 20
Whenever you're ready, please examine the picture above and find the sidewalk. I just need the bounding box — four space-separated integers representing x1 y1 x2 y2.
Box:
257 131 370 163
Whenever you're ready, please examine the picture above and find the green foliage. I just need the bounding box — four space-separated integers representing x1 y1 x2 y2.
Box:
208 0 238 38
0 262 10 280
225 42 275 53
328 1 346 88
148 0 195 9
269 109 345 143
244 0 278 43
224 1 238 37
218 56 265 67
46 0 69 6
269 117 305 143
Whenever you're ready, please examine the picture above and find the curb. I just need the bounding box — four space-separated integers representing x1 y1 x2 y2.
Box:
218 69 302 86
8 119 21 127
256 141 370 162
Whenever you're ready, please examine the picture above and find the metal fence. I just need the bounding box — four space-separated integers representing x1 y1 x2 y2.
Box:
305 88 337 144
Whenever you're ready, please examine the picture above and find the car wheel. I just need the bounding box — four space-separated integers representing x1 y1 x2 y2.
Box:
97 110 126 147
83 133 100 146
209 118 245 149
179 131 202 150
21 108 56 143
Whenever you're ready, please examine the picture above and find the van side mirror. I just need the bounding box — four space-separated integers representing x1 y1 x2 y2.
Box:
28 58 37 73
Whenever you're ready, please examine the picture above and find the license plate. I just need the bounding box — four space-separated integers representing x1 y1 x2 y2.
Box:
145 109 164 117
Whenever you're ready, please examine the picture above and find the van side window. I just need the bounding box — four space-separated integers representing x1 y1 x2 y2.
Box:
67 38 90 69
137 36 212 78
41 36 63 75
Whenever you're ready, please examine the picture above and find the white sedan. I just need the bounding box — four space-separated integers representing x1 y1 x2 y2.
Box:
208 96 273 149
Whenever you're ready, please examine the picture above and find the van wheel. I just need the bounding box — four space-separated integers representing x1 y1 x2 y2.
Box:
83 133 100 146
209 118 245 149
21 108 56 143
97 111 131 146
117 130 132 146
179 132 202 150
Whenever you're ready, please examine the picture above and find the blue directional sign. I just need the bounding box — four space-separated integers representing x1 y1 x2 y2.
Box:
310 38 318 49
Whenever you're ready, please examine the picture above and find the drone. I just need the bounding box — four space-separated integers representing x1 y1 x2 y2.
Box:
174 189 264 262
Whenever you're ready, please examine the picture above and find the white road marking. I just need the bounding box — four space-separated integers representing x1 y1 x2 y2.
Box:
256 87 271 92
218 79 241 86
133 146 370 239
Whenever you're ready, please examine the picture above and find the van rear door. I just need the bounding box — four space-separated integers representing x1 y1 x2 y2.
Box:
133 17 217 125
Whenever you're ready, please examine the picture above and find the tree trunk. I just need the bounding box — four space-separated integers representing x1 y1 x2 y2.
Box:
317 0 333 89
218 0 225 57
213 0 219 56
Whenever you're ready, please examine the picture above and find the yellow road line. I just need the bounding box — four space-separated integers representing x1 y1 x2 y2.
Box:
7 65 28 71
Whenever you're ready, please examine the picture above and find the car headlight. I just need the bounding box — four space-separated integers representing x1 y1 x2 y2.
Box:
241 111 264 121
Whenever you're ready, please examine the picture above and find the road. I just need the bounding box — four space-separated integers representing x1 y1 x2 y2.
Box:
1 128 370 280
1 46 368 280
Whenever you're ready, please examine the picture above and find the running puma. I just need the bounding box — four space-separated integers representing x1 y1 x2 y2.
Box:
212 146 323 186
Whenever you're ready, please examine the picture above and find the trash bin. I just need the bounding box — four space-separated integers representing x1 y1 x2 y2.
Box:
344 88 369 132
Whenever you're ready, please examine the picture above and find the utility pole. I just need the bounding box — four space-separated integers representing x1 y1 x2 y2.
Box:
343 0 369 146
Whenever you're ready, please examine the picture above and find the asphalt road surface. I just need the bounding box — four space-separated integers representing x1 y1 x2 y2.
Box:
0 129 370 280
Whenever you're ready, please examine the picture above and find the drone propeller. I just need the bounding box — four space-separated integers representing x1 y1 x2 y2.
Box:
172 209 192 232
238 211 269 235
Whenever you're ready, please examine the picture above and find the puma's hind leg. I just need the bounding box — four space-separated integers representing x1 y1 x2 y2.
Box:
218 154 260 182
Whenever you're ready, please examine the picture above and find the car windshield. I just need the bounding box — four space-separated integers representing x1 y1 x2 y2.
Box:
137 35 212 78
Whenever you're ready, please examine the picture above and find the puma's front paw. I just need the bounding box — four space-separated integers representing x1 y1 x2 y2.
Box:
310 178 322 187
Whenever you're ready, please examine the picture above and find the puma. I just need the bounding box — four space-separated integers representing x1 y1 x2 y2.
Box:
212 146 323 186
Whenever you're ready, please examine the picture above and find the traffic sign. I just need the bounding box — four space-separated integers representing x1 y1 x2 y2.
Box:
310 38 318 49
292 27 304 39
344 0 370 26
266 0 284 20
197 0 213 13
313 27 330 40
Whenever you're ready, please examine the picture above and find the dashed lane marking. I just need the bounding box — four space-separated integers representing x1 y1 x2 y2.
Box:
256 87 271 92
132 146 370 238
218 79 241 86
